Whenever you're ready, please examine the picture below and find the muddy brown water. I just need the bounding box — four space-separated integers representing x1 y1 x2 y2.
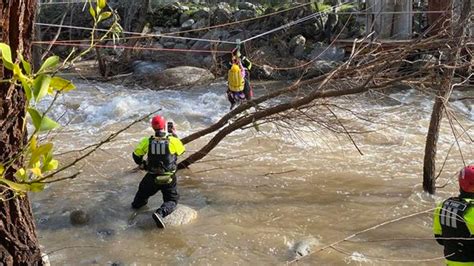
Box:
31 81 473 265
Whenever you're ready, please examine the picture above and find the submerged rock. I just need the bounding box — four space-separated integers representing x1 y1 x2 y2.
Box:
289 237 319 260
69 210 89 225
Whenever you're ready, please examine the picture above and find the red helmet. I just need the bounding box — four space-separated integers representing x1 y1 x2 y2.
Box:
151 115 166 130
459 165 474 193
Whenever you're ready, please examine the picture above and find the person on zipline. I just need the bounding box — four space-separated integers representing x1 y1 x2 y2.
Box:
131 115 185 228
433 165 474 265
227 48 253 110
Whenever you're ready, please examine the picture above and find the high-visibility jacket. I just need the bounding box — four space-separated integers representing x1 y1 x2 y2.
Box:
133 135 185 182
433 197 474 265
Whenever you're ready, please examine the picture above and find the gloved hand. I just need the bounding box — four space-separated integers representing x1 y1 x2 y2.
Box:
138 161 147 170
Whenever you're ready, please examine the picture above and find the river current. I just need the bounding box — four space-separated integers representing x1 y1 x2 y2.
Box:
31 80 473 265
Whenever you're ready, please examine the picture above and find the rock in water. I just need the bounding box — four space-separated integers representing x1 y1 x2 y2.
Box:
163 205 197 226
132 204 197 228
289 237 319 260
69 210 89 225
150 66 215 88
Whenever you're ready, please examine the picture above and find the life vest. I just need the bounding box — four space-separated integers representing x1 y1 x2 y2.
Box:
228 63 244 92
146 136 177 183
438 197 474 262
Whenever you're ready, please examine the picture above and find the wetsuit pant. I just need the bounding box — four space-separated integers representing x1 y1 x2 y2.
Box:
131 173 179 217
243 74 252 101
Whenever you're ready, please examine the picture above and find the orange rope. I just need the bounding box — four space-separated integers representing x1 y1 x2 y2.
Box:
32 41 231 54
34 2 313 44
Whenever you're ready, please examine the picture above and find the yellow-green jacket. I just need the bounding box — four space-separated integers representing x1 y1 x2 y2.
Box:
133 134 185 176
433 197 474 265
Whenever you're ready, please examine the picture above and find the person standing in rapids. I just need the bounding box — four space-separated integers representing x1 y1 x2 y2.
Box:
131 115 185 228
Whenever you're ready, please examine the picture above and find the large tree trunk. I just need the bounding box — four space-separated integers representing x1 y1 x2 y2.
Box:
0 0 43 264
422 0 471 194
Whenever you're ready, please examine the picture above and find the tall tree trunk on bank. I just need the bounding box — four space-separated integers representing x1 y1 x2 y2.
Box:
422 0 471 194
0 0 43 264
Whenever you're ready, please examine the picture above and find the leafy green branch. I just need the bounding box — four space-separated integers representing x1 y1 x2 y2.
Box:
0 0 122 199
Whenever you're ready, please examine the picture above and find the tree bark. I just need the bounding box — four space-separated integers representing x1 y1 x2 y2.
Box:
0 0 43 264
422 0 471 194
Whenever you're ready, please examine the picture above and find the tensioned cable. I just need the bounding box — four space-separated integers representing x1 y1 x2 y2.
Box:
35 23 239 44
32 41 230 53
37 2 315 41
34 2 313 44
35 3 345 45
39 1 88 4
241 3 346 43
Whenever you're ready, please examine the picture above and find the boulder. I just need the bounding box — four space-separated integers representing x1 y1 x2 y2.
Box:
212 2 232 25
133 205 198 228
289 35 306 59
181 19 195 30
162 41 176 49
253 64 275 80
163 205 198 226
191 18 208 30
179 13 190 25
308 44 345 61
192 8 211 20
173 43 188 50
190 29 230 50
234 10 257 21
132 60 166 76
141 43 164 58
304 60 341 78
276 40 290 57
69 209 89 225
151 66 215 88
238 2 257 11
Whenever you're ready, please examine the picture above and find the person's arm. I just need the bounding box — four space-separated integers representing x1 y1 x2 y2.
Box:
464 201 474 236
433 202 444 245
133 137 149 167
242 56 252 71
168 137 185 156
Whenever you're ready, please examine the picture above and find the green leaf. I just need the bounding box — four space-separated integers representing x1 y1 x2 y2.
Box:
50 76 76 92
18 53 31 75
27 108 60 132
33 74 51 102
13 63 22 77
42 159 59 172
30 182 45 192
0 43 14 70
0 177 31 192
38 56 59 74
13 168 27 182
98 11 112 22
0 163 4 176
20 76 32 101
29 143 53 167
98 0 107 9
89 5 96 19
30 167 43 177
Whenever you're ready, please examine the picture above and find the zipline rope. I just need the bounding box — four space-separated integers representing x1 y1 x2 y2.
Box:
35 3 346 46
35 23 238 44
35 2 315 44
241 2 346 43
32 41 230 53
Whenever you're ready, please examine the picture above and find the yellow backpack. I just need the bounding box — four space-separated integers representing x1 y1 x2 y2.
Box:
228 63 244 92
